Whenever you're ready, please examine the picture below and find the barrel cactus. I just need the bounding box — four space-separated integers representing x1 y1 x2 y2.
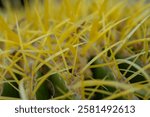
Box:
0 0 150 100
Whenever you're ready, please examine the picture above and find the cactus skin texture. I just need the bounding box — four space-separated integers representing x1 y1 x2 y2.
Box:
89 57 117 99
